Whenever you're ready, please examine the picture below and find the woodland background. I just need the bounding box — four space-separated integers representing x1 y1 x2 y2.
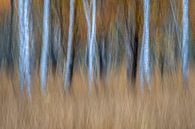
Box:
0 0 195 129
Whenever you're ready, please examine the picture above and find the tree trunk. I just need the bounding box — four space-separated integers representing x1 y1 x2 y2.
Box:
140 0 150 92
182 0 189 86
82 0 97 92
64 0 76 90
7 0 14 75
40 0 50 92
18 0 31 96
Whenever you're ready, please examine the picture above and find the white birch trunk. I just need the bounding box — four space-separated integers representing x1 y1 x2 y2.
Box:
140 0 150 92
82 0 96 92
18 0 24 93
88 0 96 88
40 0 50 92
18 0 31 96
64 0 75 89
182 0 189 84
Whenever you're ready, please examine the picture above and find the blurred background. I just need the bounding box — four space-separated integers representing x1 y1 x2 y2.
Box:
0 0 194 74
0 0 195 129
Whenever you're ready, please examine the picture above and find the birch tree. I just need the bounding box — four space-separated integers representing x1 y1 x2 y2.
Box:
29 10 35 76
182 0 189 85
18 0 31 96
139 0 150 91
64 0 75 90
40 0 50 92
82 0 96 91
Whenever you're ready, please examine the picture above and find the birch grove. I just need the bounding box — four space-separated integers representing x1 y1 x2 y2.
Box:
0 0 191 95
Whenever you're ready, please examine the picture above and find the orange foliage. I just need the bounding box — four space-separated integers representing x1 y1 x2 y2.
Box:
0 0 9 12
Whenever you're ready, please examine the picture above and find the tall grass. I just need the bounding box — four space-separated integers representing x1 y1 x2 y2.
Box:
0 66 194 129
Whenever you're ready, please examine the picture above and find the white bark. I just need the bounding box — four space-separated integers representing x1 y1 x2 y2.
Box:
82 0 96 91
182 0 189 83
88 0 96 87
64 0 75 89
18 0 31 96
40 0 50 92
18 0 24 93
140 0 150 91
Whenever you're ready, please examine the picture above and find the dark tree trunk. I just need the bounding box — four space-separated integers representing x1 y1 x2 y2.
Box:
7 0 14 74
98 0 108 81
123 0 139 86
50 3 57 74
98 35 108 80
131 0 140 85
64 0 78 90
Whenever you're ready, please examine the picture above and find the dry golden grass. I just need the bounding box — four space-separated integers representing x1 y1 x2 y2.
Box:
0 66 195 129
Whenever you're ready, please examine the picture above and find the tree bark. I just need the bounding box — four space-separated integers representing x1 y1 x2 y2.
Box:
139 0 150 92
18 0 31 96
64 0 76 90
182 0 189 86
40 0 50 92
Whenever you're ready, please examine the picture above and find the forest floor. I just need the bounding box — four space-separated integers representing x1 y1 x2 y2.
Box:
0 66 195 129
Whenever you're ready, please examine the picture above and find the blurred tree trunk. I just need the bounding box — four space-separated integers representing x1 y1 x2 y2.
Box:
182 0 189 86
139 0 150 92
18 0 31 96
123 0 139 86
64 0 77 91
40 0 50 92
7 0 14 74
98 0 108 82
131 0 139 86
82 0 96 92
89 0 96 91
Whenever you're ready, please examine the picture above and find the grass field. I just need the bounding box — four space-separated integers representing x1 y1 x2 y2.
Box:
0 66 194 129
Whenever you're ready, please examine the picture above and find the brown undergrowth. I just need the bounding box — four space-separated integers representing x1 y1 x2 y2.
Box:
0 67 194 129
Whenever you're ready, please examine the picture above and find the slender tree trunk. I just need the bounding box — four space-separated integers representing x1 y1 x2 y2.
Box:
182 0 189 86
82 0 91 69
24 0 31 96
18 0 24 94
50 24 61 74
54 0 65 55
82 0 96 92
88 0 96 89
64 0 75 90
98 35 107 81
132 0 140 85
140 0 150 92
49 0 62 75
29 0 35 77
50 3 58 75
98 0 108 81
123 0 132 84
124 0 139 86
7 0 14 74
18 0 31 96
40 0 50 92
